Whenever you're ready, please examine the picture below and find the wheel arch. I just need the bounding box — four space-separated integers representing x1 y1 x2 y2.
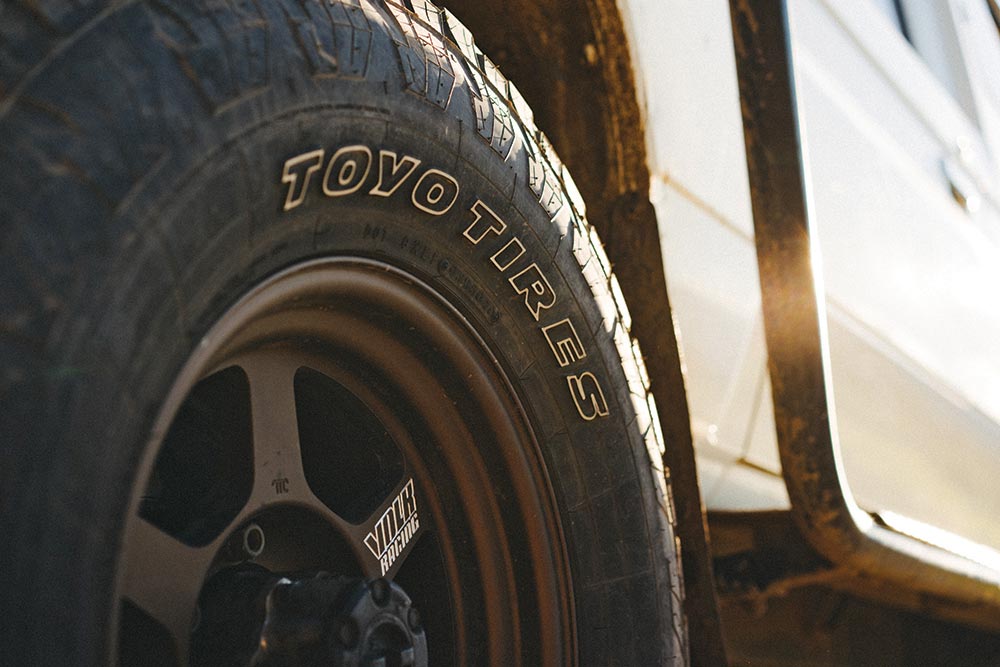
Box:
439 0 648 218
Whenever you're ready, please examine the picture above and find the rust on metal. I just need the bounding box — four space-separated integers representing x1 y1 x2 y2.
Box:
729 0 1000 630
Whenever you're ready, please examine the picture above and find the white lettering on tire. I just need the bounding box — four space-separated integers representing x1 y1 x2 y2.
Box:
322 145 373 196
369 150 421 197
281 149 325 211
411 168 459 215
280 144 610 420
567 373 610 421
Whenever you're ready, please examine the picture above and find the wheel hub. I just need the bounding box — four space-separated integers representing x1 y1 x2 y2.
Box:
256 575 427 667
194 567 427 667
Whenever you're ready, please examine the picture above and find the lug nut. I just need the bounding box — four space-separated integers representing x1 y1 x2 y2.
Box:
370 578 391 607
407 607 422 632
266 579 293 612
336 617 360 648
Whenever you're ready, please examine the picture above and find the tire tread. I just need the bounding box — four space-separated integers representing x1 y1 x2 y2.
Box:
0 1 687 662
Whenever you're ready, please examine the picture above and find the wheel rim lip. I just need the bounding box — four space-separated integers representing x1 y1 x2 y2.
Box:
113 256 577 666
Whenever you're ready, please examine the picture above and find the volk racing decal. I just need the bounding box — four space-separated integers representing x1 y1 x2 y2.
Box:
365 479 420 576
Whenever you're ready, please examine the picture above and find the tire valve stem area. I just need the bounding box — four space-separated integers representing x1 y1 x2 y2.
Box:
217 523 266 565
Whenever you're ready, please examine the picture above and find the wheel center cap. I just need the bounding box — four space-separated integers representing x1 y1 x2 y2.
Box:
253 575 428 667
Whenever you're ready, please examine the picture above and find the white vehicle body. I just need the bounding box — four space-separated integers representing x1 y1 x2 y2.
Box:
622 0 1000 553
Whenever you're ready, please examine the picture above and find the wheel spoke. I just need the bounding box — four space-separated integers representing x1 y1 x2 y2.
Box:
238 351 313 508
120 517 217 658
354 472 426 579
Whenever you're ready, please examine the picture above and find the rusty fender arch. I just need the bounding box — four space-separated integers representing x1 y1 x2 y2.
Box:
729 0 1000 624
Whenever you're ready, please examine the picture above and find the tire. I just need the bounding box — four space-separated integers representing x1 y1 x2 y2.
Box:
0 1 685 664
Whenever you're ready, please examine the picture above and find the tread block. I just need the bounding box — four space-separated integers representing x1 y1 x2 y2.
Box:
281 0 375 79
386 1 456 109
146 0 268 111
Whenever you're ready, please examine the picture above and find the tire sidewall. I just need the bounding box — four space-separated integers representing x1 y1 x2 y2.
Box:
0 2 678 663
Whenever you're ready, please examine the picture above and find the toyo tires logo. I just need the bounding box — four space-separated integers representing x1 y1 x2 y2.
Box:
281 145 610 423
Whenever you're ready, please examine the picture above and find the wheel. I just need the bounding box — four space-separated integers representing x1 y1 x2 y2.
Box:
0 1 685 664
